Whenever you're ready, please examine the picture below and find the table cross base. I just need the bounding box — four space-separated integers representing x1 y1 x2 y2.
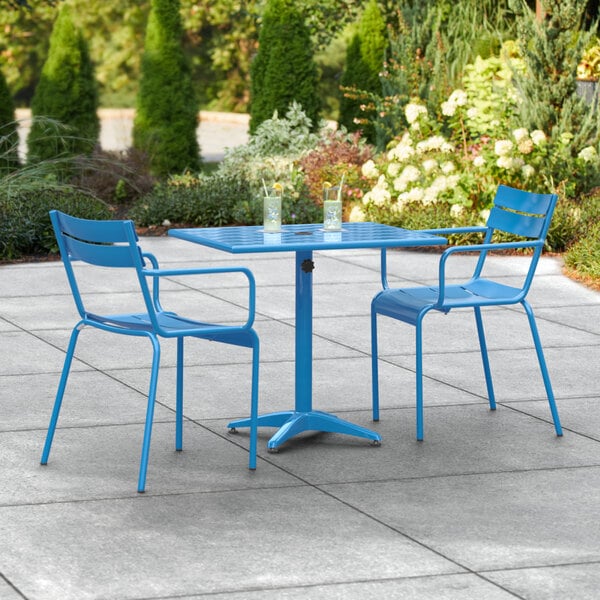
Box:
228 410 381 451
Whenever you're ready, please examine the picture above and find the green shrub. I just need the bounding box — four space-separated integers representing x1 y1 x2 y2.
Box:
70 148 156 206
510 0 599 155
564 222 600 280
249 0 321 133
546 198 582 252
563 190 600 282
129 172 252 227
27 3 99 167
298 128 374 217
133 0 201 177
219 102 322 205
0 185 110 260
231 175 322 226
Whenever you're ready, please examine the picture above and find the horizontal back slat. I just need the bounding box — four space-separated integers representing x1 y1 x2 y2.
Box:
53 210 136 244
494 185 555 215
487 207 545 238
63 236 138 268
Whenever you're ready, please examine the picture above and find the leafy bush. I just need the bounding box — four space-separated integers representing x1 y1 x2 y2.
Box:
357 85 600 236
564 190 600 282
129 172 252 227
231 172 322 226
564 222 600 280
218 102 323 206
70 148 156 206
298 128 374 218
0 185 110 260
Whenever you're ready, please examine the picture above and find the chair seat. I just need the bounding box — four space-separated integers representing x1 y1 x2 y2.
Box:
86 311 256 347
373 278 523 325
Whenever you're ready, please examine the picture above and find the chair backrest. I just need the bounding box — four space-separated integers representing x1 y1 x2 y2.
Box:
50 210 152 321
472 185 558 288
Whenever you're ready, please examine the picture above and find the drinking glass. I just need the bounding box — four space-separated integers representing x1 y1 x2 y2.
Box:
263 195 282 232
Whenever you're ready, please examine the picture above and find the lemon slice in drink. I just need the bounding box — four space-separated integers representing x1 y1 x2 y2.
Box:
272 182 284 192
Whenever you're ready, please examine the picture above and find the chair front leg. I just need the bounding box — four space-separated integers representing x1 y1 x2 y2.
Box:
474 306 496 410
176 337 184 451
41 324 82 465
248 332 260 470
415 316 425 441
371 309 380 422
522 300 563 436
138 335 161 493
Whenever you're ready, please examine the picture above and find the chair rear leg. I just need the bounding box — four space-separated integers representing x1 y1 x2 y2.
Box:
474 307 497 410
138 336 161 493
371 309 380 422
522 301 563 436
176 337 184 451
41 325 82 465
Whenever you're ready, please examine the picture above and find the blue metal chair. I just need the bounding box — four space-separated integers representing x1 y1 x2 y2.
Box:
41 210 260 492
371 185 563 440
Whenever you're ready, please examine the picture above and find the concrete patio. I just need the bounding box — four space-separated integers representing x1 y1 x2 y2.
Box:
1 237 599 599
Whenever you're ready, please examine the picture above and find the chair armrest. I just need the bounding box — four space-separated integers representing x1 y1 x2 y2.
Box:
379 227 488 289
436 240 543 306
142 265 257 329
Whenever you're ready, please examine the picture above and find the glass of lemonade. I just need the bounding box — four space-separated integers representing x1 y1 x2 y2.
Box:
323 184 342 231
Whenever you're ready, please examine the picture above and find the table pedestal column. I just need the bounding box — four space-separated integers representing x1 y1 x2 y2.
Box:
228 250 381 451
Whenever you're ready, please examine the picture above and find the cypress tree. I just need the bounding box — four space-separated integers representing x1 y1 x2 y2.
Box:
338 0 387 143
338 34 370 134
249 0 321 134
27 2 99 164
0 68 20 173
133 0 200 177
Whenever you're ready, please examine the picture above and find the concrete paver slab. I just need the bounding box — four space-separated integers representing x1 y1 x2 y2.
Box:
185 573 519 599
0 421 298 505
485 562 600 600
322 466 600 571
0 487 460 600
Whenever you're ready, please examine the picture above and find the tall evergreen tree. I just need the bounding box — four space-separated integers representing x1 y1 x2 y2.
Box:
27 2 99 164
249 0 321 134
0 68 20 173
133 0 200 177
510 0 600 151
338 0 387 143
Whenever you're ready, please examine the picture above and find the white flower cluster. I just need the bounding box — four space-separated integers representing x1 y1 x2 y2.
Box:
361 159 379 179
441 89 468 117
578 146 598 163
489 127 548 177
405 103 428 125
362 175 391 206
416 136 454 154
387 133 415 163
361 115 461 214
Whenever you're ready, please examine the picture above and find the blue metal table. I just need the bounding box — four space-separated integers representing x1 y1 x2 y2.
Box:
169 222 446 451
